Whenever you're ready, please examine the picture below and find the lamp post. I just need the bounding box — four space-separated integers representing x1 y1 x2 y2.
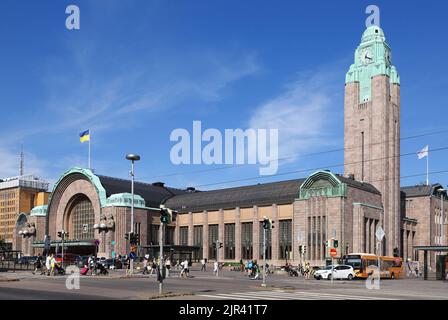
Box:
126 153 140 275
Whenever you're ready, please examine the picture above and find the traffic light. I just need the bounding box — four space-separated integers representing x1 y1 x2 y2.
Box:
125 232 129 240
159 205 178 224
333 239 339 248
301 245 306 254
393 247 399 257
219 241 223 249
262 217 274 230
325 240 329 247
135 233 140 244
57 231 62 238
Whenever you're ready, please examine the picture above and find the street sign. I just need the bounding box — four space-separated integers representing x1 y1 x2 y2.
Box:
94 239 100 246
112 251 116 258
111 240 116 245
375 227 385 241
129 252 136 260
330 248 337 257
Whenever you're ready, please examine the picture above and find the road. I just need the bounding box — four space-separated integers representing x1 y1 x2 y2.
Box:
0 266 447 300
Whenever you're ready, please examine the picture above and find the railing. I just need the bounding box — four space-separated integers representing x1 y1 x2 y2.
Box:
0 260 34 272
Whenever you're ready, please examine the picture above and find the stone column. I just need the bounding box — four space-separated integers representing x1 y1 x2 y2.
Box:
272 204 279 262
235 207 241 262
188 212 193 246
218 209 225 261
174 215 179 245
252 206 259 260
203 211 208 260
365 218 370 253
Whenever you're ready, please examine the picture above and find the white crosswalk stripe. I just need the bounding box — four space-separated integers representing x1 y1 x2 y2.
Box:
197 290 396 300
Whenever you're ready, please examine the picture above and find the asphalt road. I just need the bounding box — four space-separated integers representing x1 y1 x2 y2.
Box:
0 267 447 300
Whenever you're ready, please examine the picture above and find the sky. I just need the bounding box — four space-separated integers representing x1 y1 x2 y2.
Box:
0 0 448 191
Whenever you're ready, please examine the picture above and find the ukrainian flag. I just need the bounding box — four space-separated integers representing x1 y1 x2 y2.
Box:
79 130 90 143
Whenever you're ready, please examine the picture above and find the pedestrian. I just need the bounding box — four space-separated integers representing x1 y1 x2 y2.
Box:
213 261 219 276
201 258 206 271
150 259 157 275
33 254 42 275
165 257 171 277
50 254 56 276
142 255 148 275
45 254 51 276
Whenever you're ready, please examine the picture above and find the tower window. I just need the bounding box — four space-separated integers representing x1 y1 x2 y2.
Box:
375 29 378 33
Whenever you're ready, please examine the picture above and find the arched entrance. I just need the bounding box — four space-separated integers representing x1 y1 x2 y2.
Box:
62 195 96 255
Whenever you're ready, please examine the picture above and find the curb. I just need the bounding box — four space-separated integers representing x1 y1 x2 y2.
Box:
143 291 195 300
0 277 19 282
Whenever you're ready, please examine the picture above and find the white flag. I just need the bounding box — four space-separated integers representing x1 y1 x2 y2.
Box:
417 145 428 159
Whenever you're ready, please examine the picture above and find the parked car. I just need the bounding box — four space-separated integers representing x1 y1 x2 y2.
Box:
16 256 38 265
314 265 355 280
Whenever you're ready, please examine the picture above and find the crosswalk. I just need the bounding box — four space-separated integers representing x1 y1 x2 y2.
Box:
197 290 396 300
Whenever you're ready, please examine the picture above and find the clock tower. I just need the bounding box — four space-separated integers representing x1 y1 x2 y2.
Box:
344 26 400 256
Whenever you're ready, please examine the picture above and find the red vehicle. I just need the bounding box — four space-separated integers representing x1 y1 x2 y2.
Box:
55 253 79 265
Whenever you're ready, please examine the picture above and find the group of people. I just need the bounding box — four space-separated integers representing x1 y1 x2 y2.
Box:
32 254 64 276
284 262 313 279
244 259 261 279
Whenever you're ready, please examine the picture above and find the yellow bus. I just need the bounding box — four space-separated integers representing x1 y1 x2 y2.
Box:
342 253 404 279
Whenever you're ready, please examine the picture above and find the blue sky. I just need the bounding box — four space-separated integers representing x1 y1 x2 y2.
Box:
1 0 448 190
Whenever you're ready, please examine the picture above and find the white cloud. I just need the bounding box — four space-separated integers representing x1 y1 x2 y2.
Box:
248 66 343 165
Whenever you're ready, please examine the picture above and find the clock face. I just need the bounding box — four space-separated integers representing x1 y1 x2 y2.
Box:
359 47 374 65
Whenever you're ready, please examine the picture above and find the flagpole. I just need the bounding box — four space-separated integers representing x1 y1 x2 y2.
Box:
88 129 91 170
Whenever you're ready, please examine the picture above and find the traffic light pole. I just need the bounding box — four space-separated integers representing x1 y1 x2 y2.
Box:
159 222 164 295
262 227 266 287
61 232 64 270
216 241 219 277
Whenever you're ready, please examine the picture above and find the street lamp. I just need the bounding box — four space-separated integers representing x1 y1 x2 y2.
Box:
126 153 140 275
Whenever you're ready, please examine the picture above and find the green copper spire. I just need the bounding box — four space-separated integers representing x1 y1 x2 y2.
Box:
346 26 400 103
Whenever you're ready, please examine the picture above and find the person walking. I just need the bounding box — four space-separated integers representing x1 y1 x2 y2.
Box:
45 254 51 276
201 258 206 271
50 254 56 276
213 261 219 276
150 259 157 275
142 255 149 275
33 254 42 275
165 257 171 277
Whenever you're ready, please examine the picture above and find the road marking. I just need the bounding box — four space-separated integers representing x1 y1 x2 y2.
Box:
197 290 396 300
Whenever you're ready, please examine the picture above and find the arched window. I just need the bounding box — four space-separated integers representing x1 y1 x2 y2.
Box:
69 196 94 240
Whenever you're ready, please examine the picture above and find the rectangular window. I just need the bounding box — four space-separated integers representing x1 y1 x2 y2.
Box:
279 220 292 260
241 222 253 260
208 224 218 260
193 225 203 261
165 226 175 245
179 226 188 246
150 225 159 245
259 221 272 260
224 223 235 260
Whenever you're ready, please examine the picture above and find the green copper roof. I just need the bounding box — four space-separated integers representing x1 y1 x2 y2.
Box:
105 193 148 209
299 170 347 199
346 26 400 103
48 167 108 208
30 205 48 216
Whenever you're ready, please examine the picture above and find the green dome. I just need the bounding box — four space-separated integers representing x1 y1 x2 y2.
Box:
361 25 385 44
105 193 147 209
30 205 48 216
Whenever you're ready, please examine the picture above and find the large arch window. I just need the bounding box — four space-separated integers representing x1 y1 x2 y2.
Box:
69 197 95 240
